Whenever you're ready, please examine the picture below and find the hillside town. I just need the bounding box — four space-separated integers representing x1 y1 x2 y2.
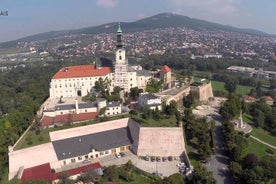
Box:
1 26 275 68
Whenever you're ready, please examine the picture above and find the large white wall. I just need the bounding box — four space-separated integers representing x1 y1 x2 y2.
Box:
49 74 111 99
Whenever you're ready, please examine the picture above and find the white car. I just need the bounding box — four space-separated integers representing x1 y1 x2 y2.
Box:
176 162 186 167
115 152 121 158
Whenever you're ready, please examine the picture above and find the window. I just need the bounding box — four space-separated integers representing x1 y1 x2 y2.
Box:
71 158 76 163
85 109 87 112
119 56 122 60
100 152 104 156
78 156 82 160
105 150 109 154
85 155 89 159
63 161 66 165
60 112 63 115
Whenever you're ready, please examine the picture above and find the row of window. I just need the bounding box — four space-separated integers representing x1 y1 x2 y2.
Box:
62 146 131 166
58 77 102 82
59 109 88 115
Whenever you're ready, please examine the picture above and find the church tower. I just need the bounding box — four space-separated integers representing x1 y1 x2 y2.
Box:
114 23 129 90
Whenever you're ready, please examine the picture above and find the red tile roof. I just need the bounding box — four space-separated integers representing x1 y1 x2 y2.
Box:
265 96 273 101
22 162 102 183
21 163 52 183
52 65 110 79
41 112 98 127
160 65 171 73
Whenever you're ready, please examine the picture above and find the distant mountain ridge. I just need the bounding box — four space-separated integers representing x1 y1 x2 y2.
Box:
0 13 274 46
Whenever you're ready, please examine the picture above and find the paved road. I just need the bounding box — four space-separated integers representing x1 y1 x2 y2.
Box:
99 151 181 177
193 99 235 184
204 118 235 184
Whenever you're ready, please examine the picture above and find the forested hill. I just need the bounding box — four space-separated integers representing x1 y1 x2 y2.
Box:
0 13 273 47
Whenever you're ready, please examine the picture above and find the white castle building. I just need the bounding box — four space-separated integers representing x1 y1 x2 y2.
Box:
49 24 151 99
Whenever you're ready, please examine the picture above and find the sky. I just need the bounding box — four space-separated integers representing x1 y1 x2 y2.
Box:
0 0 275 43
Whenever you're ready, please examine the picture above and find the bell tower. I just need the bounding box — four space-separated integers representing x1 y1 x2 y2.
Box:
114 23 128 90
116 23 123 49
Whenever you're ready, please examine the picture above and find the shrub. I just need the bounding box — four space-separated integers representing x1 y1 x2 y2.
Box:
265 149 274 155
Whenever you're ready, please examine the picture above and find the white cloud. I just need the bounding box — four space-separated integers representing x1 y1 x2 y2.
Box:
96 0 118 8
171 0 240 15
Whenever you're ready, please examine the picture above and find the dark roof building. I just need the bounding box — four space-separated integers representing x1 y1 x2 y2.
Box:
52 127 133 160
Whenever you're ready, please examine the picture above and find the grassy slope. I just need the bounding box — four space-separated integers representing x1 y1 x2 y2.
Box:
248 137 275 158
243 114 276 147
243 114 276 157
211 80 252 96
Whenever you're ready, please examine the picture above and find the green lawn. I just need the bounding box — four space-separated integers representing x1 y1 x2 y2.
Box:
243 114 276 147
251 128 276 147
248 137 275 158
119 174 152 184
14 114 130 150
211 80 252 96
131 115 177 127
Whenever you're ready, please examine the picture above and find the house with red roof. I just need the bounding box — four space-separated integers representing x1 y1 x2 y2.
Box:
160 65 172 89
21 162 102 184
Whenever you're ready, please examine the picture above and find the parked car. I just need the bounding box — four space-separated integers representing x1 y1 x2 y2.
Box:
115 152 121 158
151 156 156 162
168 156 173 161
145 155 150 161
162 157 167 162
176 162 186 167
153 172 163 178
120 152 125 157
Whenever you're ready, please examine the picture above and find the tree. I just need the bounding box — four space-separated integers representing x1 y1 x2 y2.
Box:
76 170 98 183
253 109 265 128
146 78 162 93
130 87 143 101
224 78 238 94
183 92 196 108
229 161 242 182
99 107 106 116
58 173 74 184
269 79 276 89
103 165 119 181
161 173 185 184
243 153 259 169
219 94 241 121
94 77 111 98
191 164 216 184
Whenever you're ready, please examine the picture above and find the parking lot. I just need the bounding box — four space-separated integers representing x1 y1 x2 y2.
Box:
99 151 182 177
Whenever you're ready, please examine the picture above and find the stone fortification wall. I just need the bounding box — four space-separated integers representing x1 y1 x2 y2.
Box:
190 82 213 101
